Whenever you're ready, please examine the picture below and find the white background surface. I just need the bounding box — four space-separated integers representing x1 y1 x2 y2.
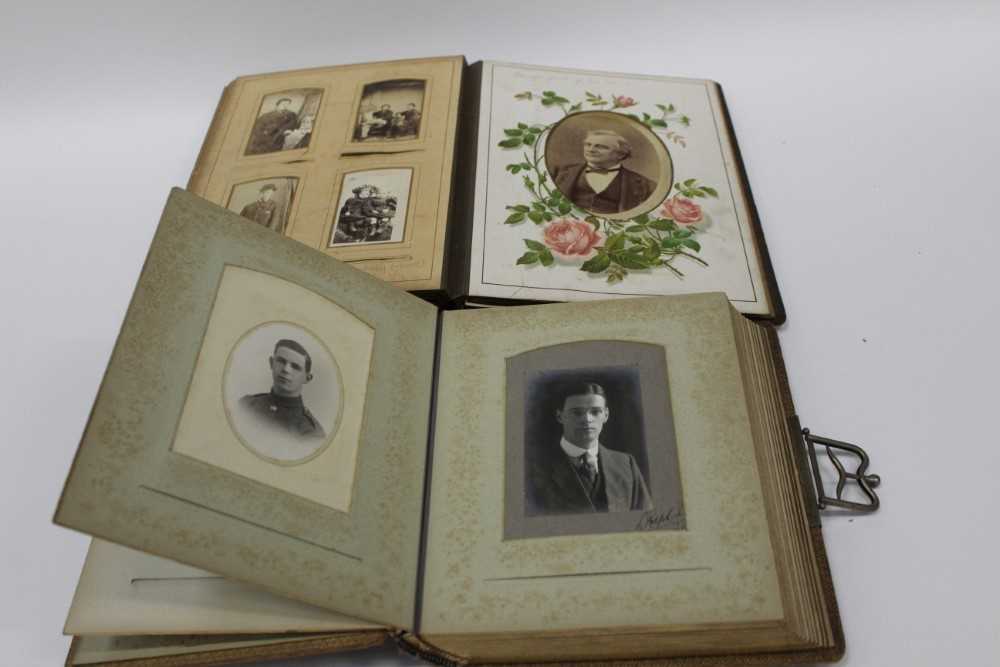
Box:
2 2 998 665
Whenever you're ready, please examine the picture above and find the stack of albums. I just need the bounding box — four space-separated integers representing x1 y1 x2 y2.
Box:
55 58 874 667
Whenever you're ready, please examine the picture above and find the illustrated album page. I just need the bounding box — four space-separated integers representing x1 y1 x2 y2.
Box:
55 189 439 628
188 56 464 290
419 293 786 660
466 62 776 317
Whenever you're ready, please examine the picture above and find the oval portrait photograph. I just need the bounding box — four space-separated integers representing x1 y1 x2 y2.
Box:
544 110 673 220
222 321 343 465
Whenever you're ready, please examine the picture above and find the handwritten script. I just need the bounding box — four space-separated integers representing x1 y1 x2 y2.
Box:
635 507 683 531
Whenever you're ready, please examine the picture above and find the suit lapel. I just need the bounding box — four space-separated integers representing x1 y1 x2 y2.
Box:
600 445 630 512
546 450 594 513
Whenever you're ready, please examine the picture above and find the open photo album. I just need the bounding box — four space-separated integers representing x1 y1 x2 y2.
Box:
187 56 782 319
57 189 842 666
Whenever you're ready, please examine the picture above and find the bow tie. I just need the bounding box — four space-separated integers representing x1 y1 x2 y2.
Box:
585 166 621 174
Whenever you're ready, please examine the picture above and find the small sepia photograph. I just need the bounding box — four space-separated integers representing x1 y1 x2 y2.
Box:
223 322 342 465
245 88 323 156
329 168 412 245
226 177 298 235
351 79 424 142
544 110 673 220
504 341 684 540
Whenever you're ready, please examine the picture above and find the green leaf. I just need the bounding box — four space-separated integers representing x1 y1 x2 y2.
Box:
504 128 523 136
585 216 601 229
498 138 522 148
682 239 701 252
667 104 676 112
634 213 650 224
684 178 696 186
532 201 546 211
648 219 673 231
552 96 570 105
505 212 526 224
522 133 536 145
581 253 611 273
591 100 608 106
614 253 651 270
517 122 528 129
506 165 521 173
528 211 544 224
517 251 539 265
558 202 572 215
542 211 553 222
625 225 646 233
662 238 682 249
524 239 546 252
626 113 640 120
649 118 668 127
539 250 554 267
702 186 719 197
675 228 694 238
655 104 667 112
606 232 626 252
625 244 647 254
514 92 532 100
568 102 582 113
541 98 554 107
681 115 690 126
506 204 530 212
542 90 556 97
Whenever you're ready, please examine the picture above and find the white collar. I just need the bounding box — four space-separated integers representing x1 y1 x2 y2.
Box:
560 437 598 464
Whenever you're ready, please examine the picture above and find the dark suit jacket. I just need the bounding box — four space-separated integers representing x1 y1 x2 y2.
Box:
551 163 657 213
526 443 653 515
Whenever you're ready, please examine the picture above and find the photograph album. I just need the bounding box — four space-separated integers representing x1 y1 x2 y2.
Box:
56 189 854 666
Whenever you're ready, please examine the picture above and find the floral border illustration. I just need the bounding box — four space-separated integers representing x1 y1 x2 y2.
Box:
499 90 718 283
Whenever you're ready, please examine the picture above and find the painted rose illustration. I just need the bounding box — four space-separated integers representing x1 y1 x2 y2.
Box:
543 219 603 259
660 196 703 225
500 89 717 282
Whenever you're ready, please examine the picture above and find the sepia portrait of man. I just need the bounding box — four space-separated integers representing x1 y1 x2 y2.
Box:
239 184 278 228
550 129 658 215
239 338 326 442
525 381 652 515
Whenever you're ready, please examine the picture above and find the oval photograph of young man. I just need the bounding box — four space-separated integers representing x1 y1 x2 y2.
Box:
223 322 343 465
544 110 673 221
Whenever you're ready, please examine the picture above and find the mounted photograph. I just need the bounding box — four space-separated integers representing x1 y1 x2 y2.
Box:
351 79 425 143
504 341 684 540
329 168 412 245
545 110 673 220
226 177 298 235
245 88 323 155
223 322 343 465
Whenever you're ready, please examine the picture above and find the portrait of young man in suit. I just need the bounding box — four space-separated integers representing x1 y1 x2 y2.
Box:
550 130 657 215
525 381 653 516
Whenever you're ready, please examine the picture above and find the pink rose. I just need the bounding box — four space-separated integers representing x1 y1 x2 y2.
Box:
613 95 637 108
659 196 703 225
543 219 603 259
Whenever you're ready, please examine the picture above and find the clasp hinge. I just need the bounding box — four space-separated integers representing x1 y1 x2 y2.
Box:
802 428 881 512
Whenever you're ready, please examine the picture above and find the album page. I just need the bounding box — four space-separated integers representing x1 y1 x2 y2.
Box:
419 293 785 660
65 540 382 635
55 189 438 628
466 62 776 317
188 56 464 290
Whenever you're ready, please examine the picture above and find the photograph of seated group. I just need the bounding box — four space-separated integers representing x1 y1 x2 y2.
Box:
188 56 464 292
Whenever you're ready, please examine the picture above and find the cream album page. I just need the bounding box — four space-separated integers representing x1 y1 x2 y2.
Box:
421 293 782 635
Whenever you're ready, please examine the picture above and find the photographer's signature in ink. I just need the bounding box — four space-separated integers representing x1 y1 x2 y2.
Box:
635 507 683 531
